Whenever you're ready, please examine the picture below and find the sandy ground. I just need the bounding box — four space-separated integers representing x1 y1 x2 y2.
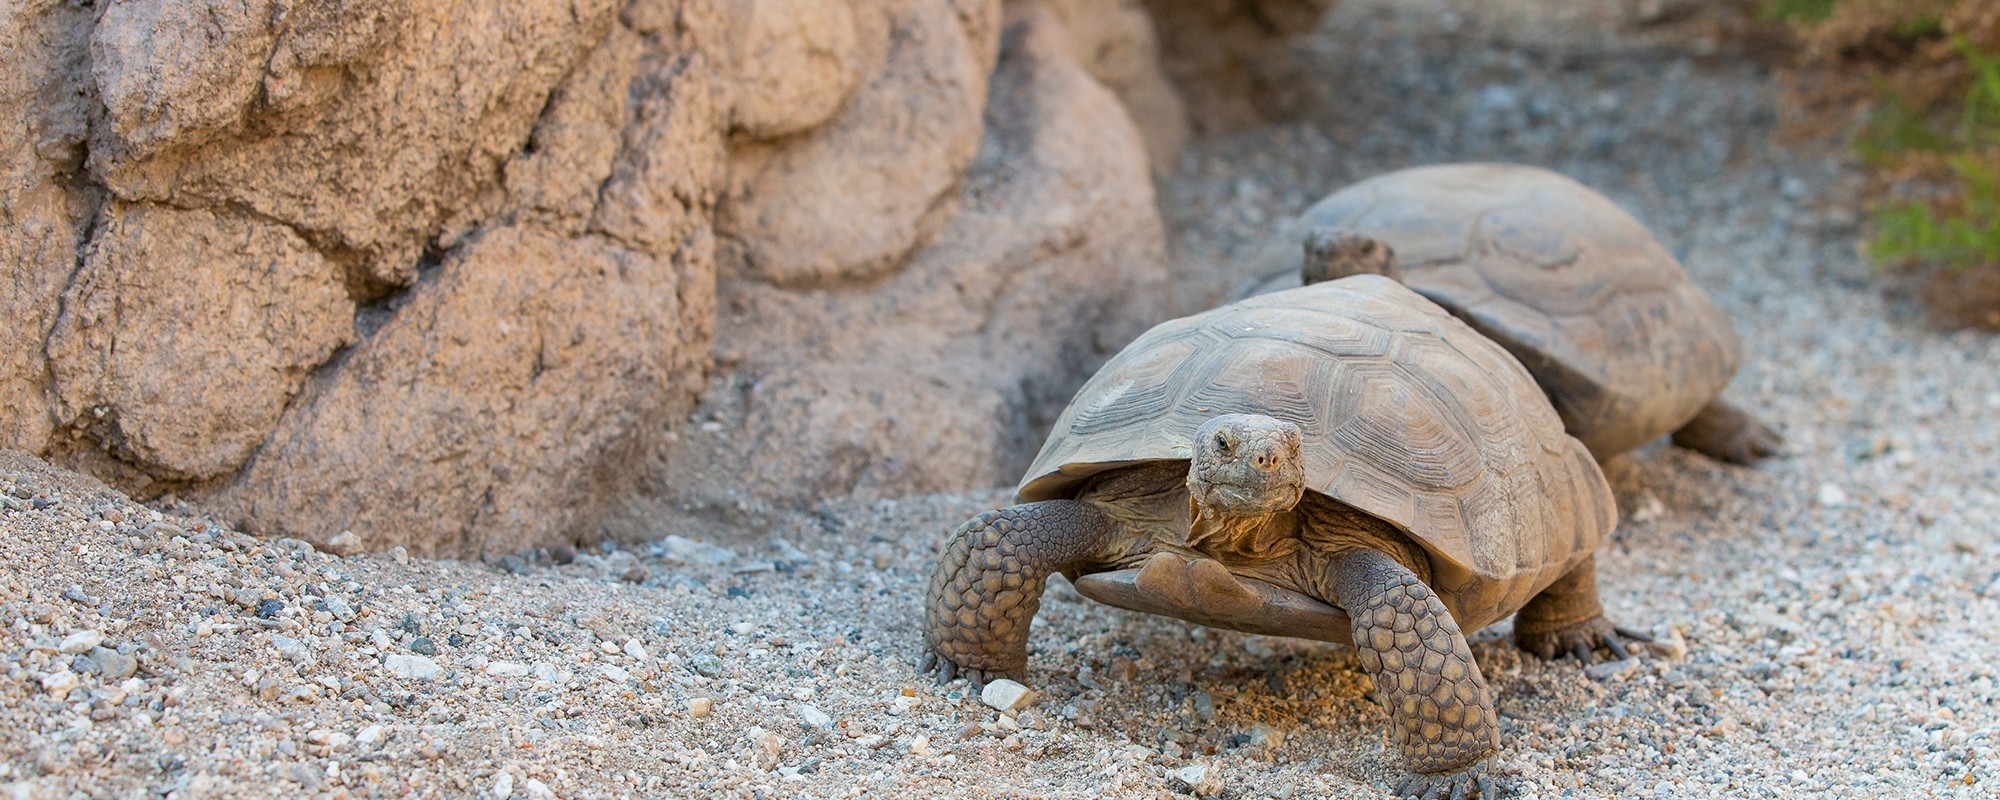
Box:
6 2 2000 799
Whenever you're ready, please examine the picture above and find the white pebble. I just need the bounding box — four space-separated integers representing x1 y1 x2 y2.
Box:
981 679 1036 712
59 629 102 654
491 772 514 799
796 703 833 728
1171 763 1225 796
41 670 78 695
356 725 385 745
1817 483 1848 508
382 654 443 681
486 661 531 678
623 639 648 660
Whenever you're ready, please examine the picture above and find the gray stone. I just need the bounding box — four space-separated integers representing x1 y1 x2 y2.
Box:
1585 658 1641 682
382 654 443 681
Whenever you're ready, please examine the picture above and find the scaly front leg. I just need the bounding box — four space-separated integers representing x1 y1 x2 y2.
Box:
920 500 1115 688
1331 548 1500 799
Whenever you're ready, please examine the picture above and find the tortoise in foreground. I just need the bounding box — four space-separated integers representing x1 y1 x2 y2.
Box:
921 277 1646 799
1240 163 1782 464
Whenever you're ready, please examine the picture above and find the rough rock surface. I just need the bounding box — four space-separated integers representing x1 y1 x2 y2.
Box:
718 0 1002 287
47 203 356 483
0 0 1177 555
636 6 1169 527
0 0 96 457
1141 0 1339 133
1035 0 1190 170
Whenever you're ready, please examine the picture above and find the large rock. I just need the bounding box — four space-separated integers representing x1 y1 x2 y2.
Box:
46 203 355 483
637 5 1168 519
1034 0 1189 170
213 225 713 557
718 0 1002 287
0 0 96 454
1141 0 1338 132
0 0 1183 556
200 15 727 556
17 1 727 556
719 0 865 139
87 0 622 288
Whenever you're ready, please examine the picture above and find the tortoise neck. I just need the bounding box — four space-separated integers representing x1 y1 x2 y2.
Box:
1187 501 1299 562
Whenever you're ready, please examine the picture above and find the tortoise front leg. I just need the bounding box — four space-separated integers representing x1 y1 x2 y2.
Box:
1331 549 1499 799
1513 555 1651 663
920 500 1115 688
1670 397 1783 465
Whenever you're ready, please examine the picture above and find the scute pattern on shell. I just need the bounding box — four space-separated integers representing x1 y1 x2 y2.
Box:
1243 163 1743 459
1020 276 1614 619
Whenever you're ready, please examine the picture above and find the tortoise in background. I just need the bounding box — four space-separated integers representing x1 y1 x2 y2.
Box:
921 277 1645 799
1240 162 1782 464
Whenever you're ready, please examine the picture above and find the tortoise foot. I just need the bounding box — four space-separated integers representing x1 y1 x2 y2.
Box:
1133 552 1263 620
1514 614 1652 664
917 646 1016 690
1672 399 1784 465
1396 758 1499 800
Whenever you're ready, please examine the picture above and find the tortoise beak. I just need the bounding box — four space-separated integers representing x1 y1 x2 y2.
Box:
1196 476 1301 514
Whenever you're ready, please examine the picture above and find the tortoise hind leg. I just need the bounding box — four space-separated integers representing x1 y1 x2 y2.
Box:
1330 549 1499 799
1513 555 1651 663
920 500 1115 688
1671 397 1783 465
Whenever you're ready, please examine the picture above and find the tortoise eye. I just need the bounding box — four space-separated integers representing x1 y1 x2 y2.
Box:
1213 432 1232 455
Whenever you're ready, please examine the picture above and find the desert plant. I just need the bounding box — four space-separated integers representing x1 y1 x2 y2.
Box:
1771 0 2000 327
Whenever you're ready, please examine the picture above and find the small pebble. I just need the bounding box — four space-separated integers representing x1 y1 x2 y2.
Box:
1646 626 1689 662
58 629 103 655
1586 658 1641 682
382 654 443 681
321 530 365 557
688 697 713 718
689 654 723 678
796 703 833 728
1170 763 1225 796
40 671 79 696
981 679 1036 712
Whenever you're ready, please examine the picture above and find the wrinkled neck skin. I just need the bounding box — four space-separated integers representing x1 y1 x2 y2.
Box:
1187 500 1299 563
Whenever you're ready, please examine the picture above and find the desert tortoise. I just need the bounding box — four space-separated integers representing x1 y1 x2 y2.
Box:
1240 163 1782 464
920 276 1644 799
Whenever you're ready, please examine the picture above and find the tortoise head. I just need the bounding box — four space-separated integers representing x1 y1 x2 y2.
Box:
1302 228 1403 285
1186 414 1306 522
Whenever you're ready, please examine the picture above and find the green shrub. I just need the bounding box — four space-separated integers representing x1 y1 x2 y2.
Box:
1856 37 2000 272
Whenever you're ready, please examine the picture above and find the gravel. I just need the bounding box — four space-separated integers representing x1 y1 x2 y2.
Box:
3 2 1997 799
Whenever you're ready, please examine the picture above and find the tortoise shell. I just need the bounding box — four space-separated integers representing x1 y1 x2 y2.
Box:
1241 163 1743 460
1020 276 1615 629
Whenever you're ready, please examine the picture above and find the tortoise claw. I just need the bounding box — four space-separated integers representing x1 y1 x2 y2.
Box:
1518 615 1649 665
1395 759 1498 799
917 642 1016 690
